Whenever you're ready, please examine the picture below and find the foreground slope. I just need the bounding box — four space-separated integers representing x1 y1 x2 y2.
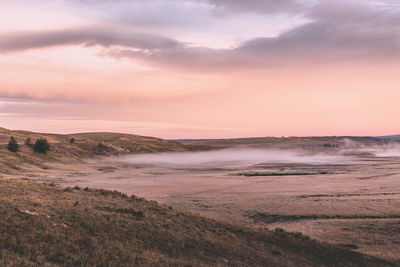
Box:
0 178 392 267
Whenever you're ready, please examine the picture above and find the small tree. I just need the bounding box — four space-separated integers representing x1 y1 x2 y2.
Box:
70 138 75 144
7 136 19 152
24 138 33 147
97 142 105 151
33 138 50 154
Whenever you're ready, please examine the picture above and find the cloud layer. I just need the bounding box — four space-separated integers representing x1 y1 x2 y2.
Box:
1 1 399 71
1 0 400 137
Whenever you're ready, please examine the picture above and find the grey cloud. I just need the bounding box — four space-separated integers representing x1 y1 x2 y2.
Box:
70 0 306 14
1 2 400 71
0 27 182 53
236 3 400 63
203 0 308 15
108 2 400 70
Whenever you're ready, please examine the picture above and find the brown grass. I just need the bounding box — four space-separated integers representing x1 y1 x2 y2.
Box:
0 127 209 175
0 178 393 267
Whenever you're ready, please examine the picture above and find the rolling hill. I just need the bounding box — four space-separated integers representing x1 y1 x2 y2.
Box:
0 127 194 155
0 127 205 174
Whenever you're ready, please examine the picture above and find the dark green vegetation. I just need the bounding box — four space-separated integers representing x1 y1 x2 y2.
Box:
0 179 393 267
33 138 50 154
7 136 18 153
7 135 51 154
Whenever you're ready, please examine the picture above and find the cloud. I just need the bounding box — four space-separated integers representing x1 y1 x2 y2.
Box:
0 26 182 53
72 0 308 15
203 0 308 15
1 1 399 71
236 2 400 62
107 2 400 70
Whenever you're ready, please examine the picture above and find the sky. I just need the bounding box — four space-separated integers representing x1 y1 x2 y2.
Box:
0 0 399 138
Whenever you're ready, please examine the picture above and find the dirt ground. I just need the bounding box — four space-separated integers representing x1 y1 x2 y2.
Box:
4 149 400 262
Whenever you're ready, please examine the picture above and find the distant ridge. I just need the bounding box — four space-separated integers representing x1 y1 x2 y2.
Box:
177 136 387 149
376 135 400 141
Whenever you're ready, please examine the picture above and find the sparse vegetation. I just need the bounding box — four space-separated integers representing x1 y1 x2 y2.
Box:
95 142 116 155
96 142 107 153
0 127 204 175
0 179 392 267
7 136 19 152
33 138 50 154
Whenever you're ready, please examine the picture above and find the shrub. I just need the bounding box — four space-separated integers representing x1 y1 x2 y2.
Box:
70 138 75 144
24 138 33 147
33 138 50 154
7 136 19 152
96 142 107 154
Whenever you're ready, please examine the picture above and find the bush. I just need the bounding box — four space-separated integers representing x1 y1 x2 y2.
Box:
33 138 50 154
70 138 75 144
7 136 19 152
96 142 107 154
24 138 33 147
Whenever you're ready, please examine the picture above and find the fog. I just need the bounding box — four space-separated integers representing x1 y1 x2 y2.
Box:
117 148 348 165
115 143 400 165
362 147 400 157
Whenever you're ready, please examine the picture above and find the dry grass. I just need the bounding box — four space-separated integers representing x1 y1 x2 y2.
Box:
0 127 208 175
0 178 393 266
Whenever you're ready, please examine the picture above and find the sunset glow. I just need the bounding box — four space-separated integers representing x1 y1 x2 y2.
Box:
1 0 400 138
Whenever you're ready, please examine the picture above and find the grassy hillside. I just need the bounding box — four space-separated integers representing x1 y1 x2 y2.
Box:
0 127 193 154
0 178 393 267
0 127 204 174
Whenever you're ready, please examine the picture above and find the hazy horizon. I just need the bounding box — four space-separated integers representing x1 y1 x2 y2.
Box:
1 0 400 138
2 125 400 140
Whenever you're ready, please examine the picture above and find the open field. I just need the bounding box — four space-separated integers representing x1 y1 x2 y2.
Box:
13 155 399 263
1 178 392 266
1 130 400 265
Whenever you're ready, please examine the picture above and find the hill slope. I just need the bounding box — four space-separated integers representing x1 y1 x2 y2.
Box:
0 127 203 174
0 127 193 155
0 178 392 266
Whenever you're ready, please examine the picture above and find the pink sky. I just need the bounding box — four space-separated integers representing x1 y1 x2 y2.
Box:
0 0 399 138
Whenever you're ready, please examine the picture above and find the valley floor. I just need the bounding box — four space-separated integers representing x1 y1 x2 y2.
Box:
4 154 400 264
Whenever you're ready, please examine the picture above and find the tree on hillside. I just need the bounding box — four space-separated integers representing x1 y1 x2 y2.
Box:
7 136 19 152
97 142 107 154
70 138 75 144
33 138 50 154
24 138 33 147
